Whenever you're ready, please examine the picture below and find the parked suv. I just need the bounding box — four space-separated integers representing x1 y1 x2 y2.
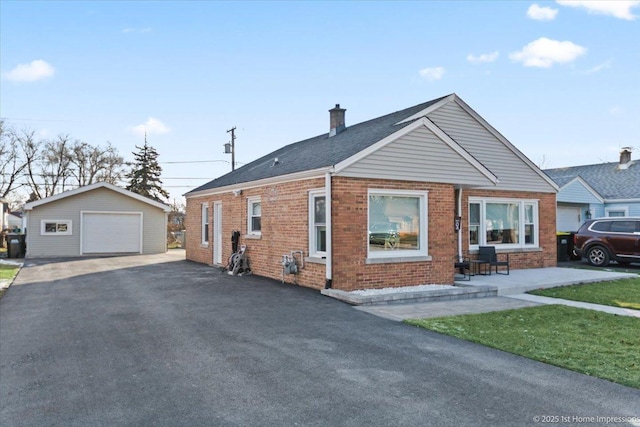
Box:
573 217 640 267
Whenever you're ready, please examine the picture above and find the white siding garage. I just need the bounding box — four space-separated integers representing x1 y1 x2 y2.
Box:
82 212 142 254
24 182 170 258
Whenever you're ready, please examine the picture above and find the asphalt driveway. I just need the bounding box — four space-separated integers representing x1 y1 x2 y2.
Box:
1 252 638 426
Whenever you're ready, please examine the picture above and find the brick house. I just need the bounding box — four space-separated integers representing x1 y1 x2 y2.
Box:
185 94 558 291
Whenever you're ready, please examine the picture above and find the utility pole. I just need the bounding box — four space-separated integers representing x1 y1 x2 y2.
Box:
225 127 236 171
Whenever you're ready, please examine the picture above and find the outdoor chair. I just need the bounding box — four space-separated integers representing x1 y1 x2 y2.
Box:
478 246 510 275
454 257 471 281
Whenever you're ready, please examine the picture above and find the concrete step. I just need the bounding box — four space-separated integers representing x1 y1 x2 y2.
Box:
321 284 497 306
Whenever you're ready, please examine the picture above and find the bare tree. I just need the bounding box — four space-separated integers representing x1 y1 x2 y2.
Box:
25 135 73 198
68 141 124 186
0 121 34 198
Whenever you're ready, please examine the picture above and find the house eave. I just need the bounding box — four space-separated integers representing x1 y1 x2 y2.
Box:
603 198 640 204
184 167 333 199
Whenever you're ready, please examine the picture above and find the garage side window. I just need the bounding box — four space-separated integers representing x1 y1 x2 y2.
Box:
41 220 72 236
201 203 209 245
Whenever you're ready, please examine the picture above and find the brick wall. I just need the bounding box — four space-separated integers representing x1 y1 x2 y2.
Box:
186 177 557 292
331 177 456 291
186 178 328 289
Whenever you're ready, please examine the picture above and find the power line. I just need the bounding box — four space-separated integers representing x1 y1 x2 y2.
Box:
159 160 230 164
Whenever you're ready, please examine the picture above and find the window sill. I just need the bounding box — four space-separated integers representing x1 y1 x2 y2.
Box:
366 255 432 265
469 246 541 254
200 243 209 248
305 257 326 265
244 234 261 240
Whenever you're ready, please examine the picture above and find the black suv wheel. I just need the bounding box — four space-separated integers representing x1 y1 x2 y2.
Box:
586 245 610 267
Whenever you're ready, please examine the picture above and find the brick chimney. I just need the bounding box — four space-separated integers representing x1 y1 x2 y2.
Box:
620 147 632 164
329 104 346 137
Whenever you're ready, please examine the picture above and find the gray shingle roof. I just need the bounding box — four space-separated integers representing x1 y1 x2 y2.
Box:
544 160 640 199
186 95 450 194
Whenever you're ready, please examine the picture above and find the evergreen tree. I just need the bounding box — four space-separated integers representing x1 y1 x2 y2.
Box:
125 135 169 202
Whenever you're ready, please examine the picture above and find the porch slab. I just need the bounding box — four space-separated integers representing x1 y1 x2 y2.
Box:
459 267 637 296
321 266 637 307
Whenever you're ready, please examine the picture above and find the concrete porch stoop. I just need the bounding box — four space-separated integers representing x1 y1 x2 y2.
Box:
323 267 638 322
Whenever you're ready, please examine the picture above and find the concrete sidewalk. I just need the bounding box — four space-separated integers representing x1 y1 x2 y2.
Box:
343 267 640 321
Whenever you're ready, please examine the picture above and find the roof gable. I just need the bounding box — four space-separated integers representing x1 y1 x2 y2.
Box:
334 117 499 187
544 160 640 201
186 94 556 196
186 96 451 195
24 182 171 212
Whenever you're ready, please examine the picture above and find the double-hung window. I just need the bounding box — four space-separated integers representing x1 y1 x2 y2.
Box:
368 190 428 259
309 190 326 257
468 198 538 249
247 197 261 235
201 203 209 245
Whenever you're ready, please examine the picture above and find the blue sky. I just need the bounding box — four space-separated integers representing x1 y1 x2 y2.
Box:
2 1 639 202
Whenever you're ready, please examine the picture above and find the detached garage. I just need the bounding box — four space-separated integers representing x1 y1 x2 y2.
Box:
23 182 170 257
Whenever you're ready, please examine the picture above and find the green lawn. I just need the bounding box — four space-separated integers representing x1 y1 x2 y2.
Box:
0 264 19 281
406 305 640 389
529 278 640 310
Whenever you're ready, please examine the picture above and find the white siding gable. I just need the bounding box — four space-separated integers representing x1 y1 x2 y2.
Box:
427 100 556 192
337 125 497 187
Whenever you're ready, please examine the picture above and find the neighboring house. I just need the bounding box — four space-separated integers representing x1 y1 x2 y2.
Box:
7 211 23 231
185 94 558 291
23 182 170 257
544 148 640 232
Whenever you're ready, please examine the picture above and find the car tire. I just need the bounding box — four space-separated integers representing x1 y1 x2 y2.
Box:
586 246 610 267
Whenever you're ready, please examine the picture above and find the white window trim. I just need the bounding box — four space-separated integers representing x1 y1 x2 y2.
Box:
469 197 539 250
40 219 72 236
308 189 326 258
247 196 262 236
367 189 428 260
201 203 209 246
605 206 629 217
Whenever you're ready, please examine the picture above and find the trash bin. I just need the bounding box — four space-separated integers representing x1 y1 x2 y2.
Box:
556 232 570 262
6 233 26 258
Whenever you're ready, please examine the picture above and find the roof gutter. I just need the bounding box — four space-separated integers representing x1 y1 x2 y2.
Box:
184 167 333 199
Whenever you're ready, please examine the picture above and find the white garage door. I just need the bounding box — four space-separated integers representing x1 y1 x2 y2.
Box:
82 212 142 254
557 206 581 232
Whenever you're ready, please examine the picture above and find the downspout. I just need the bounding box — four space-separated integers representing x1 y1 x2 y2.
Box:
324 171 332 289
457 188 463 263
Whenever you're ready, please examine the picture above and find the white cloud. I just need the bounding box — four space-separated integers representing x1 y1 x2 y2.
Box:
585 58 613 74
509 37 586 68
527 4 559 20
2 59 55 82
131 117 171 137
467 51 499 64
419 66 445 82
557 0 639 20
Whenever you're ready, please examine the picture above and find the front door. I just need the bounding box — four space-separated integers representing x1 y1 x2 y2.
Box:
213 202 223 265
